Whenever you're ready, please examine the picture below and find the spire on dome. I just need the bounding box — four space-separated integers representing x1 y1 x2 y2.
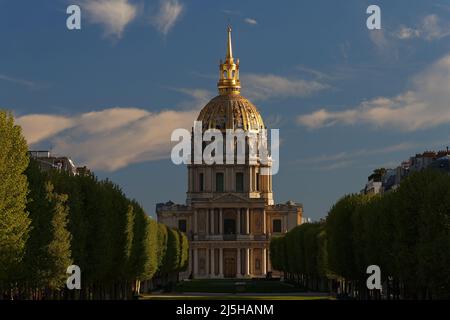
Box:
217 26 241 95
226 25 233 62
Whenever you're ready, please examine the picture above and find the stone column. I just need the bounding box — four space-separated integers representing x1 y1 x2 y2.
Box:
206 248 210 277
236 248 241 278
236 209 241 235
219 208 223 234
210 248 215 277
206 209 209 236
193 248 198 276
245 248 250 277
210 209 215 235
246 208 250 234
188 248 193 275
262 210 267 235
194 209 198 234
267 248 272 273
262 248 267 275
219 248 224 277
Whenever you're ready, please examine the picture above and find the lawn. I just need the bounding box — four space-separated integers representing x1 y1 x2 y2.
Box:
141 279 333 300
175 279 301 294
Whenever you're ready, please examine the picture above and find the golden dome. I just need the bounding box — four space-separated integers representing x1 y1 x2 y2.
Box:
197 94 265 131
197 26 265 131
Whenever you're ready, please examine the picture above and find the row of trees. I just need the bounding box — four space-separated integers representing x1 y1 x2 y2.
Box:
270 222 329 292
271 169 450 299
0 111 189 299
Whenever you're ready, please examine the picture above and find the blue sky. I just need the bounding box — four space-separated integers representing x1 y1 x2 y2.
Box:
2 0 450 220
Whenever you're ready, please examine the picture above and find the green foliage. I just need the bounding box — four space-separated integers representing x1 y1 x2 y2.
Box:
43 182 73 290
178 231 189 272
24 160 72 291
326 194 369 280
161 227 181 273
0 112 187 299
0 110 31 286
157 223 169 271
270 170 450 298
131 202 159 281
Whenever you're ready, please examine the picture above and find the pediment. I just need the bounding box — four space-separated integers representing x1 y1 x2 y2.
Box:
209 193 249 203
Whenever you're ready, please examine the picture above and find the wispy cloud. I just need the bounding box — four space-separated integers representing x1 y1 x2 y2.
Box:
244 18 258 25
295 65 334 81
221 9 240 16
222 9 258 26
297 53 450 131
291 141 441 171
82 0 137 39
339 41 351 60
242 73 329 101
368 29 399 60
394 14 450 41
264 114 284 128
150 0 184 35
171 88 213 106
295 142 420 166
0 74 36 88
16 89 207 171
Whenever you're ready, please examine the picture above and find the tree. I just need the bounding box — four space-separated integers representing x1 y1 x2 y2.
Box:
0 111 31 296
24 160 72 297
178 231 189 272
161 228 181 274
157 223 169 272
43 182 73 292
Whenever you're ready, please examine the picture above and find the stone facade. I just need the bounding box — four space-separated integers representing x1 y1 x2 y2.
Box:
156 27 303 279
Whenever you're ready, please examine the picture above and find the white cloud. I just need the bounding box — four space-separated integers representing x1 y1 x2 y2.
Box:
395 26 421 40
17 115 75 144
150 0 184 35
394 14 450 41
297 53 450 131
82 0 137 38
17 106 199 171
242 73 329 101
244 18 258 25
15 86 213 171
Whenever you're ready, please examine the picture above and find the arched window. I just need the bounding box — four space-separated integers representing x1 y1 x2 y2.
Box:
223 70 227 79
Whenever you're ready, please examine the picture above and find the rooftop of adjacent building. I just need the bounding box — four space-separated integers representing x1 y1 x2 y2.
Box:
28 150 89 176
363 146 450 195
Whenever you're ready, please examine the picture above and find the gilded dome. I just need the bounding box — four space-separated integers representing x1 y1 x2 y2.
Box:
197 94 265 131
197 27 265 131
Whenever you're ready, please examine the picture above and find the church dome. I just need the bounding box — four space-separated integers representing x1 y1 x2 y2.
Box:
197 26 265 132
197 94 265 131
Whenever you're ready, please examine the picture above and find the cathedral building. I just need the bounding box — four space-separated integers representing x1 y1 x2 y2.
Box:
157 27 303 279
